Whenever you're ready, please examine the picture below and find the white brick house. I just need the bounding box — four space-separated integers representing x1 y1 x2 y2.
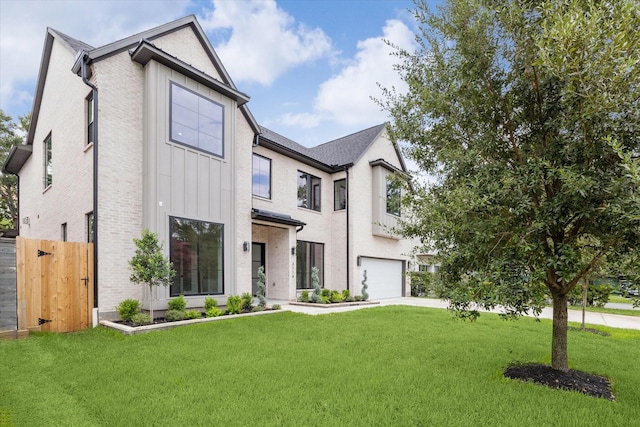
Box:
3 16 414 320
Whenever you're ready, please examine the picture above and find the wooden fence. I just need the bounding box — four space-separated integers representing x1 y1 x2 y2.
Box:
16 237 94 333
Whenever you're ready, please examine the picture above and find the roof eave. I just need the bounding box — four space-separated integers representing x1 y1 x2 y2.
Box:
2 145 33 174
258 137 337 173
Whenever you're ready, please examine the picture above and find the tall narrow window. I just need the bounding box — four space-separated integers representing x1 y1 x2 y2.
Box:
43 133 52 188
334 179 346 211
386 177 401 216
296 241 324 289
61 223 67 242
252 154 271 199
86 212 94 243
170 217 224 296
297 171 321 211
170 82 224 157
87 93 94 145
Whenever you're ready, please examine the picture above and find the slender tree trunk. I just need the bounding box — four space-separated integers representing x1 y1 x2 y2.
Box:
551 292 569 372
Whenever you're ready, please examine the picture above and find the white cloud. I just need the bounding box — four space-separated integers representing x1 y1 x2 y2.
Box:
278 112 323 129
313 19 415 127
0 0 191 117
200 0 335 86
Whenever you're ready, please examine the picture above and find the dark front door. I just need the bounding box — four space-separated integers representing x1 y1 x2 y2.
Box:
251 243 266 296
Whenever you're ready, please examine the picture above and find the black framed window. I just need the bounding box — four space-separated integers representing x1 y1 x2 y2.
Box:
61 223 67 242
170 217 224 296
296 241 324 289
87 93 94 145
170 82 224 157
86 212 94 243
43 133 52 188
297 171 321 211
252 154 271 199
386 176 401 216
334 179 346 211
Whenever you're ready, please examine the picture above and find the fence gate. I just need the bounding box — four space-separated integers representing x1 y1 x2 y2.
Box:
16 237 94 333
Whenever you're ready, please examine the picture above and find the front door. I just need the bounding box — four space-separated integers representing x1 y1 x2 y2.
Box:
251 243 266 296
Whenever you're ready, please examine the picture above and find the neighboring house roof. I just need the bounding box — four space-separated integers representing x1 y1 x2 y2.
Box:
258 123 407 173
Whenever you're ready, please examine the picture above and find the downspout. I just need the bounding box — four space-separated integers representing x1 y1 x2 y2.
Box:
345 166 350 291
80 54 99 314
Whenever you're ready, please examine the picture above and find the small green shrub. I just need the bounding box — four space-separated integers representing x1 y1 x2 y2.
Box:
168 295 186 312
184 310 202 320
321 288 331 298
361 270 369 301
241 292 254 311
165 309 185 322
354 295 363 301
256 266 267 308
344 296 355 302
320 295 330 304
310 267 322 303
206 307 223 317
204 296 218 311
342 289 350 299
252 306 265 312
225 295 242 314
410 271 432 297
271 304 281 310
117 299 140 322
330 290 344 303
299 290 310 302
130 313 152 326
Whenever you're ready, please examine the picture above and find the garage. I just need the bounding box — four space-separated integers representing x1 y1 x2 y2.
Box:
359 257 404 299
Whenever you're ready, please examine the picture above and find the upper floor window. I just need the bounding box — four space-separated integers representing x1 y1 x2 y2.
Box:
386 176 401 216
297 171 321 211
170 82 224 157
252 154 271 199
43 133 52 188
87 93 94 145
334 179 346 211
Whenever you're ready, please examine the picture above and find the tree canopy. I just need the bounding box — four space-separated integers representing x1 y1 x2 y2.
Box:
382 0 640 371
0 110 29 229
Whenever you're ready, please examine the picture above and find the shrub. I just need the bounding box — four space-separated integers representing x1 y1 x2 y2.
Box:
165 309 185 322
241 292 254 311
206 307 223 318
361 270 369 301
330 290 344 303
342 289 350 300
299 290 310 302
321 288 331 299
344 296 355 302
252 306 265 312
184 310 202 320
568 284 613 307
225 295 242 314
310 267 322 303
130 313 152 326
168 295 186 312
204 296 218 311
321 295 330 304
256 266 267 308
117 299 140 322
354 295 363 302
271 304 281 310
409 271 432 297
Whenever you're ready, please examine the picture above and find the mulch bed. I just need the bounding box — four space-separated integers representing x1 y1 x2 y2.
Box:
117 308 274 327
504 363 614 401
568 326 610 336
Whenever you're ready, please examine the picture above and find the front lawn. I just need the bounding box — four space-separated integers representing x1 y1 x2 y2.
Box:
1 306 638 426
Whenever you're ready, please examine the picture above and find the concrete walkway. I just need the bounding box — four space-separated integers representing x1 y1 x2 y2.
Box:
270 297 640 330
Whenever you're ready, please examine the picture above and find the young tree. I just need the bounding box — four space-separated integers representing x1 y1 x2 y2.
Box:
382 0 639 372
0 111 29 229
129 229 175 321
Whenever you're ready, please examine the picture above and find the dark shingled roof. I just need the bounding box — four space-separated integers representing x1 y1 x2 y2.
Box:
258 123 393 170
49 28 94 54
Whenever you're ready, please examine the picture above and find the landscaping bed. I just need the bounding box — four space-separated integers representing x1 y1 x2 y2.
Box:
290 300 379 308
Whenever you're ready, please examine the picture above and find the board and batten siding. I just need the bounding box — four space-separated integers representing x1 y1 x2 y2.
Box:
141 61 238 306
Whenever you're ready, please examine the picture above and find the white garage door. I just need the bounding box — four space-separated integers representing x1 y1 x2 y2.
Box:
360 258 403 299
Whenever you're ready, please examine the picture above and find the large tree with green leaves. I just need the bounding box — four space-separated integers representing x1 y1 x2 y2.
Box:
0 110 29 229
382 0 639 372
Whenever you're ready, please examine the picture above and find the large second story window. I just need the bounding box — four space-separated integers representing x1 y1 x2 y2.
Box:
334 179 346 211
43 133 52 188
297 171 321 211
252 154 271 199
386 177 401 217
170 82 224 157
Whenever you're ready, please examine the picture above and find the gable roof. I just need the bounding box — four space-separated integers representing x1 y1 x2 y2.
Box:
258 123 407 173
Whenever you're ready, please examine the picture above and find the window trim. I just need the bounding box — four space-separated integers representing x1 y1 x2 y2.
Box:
252 153 272 199
333 179 346 211
169 81 225 158
386 176 401 217
169 216 225 297
86 92 94 145
297 171 321 212
43 133 52 189
296 240 324 289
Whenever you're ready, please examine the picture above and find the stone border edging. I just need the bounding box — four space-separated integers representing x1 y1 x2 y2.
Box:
289 301 379 309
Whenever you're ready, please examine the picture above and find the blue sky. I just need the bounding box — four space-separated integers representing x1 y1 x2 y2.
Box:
0 0 444 147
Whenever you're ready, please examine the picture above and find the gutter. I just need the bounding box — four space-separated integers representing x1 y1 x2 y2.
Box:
79 52 99 314
345 165 350 291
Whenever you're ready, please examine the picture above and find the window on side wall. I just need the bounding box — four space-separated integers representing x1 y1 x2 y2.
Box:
43 133 52 189
170 217 224 296
334 179 346 211
170 82 224 157
86 212 94 243
297 171 321 211
386 176 401 217
61 223 67 242
296 241 324 289
87 93 94 145
252 154 271 199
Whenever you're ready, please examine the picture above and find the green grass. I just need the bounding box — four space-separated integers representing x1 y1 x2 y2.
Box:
568 305 640 317
609 295 636 304
1 307 639 427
